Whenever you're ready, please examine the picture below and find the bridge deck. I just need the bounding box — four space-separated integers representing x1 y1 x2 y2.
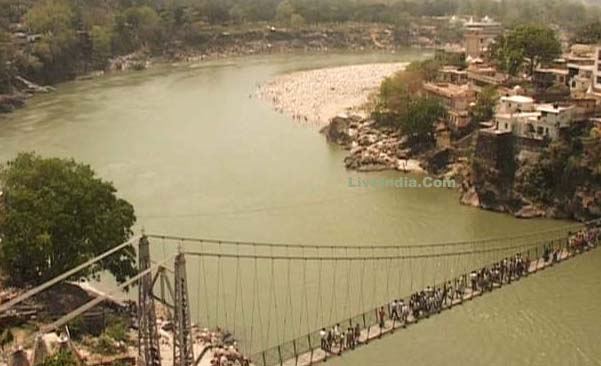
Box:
254 246 596 366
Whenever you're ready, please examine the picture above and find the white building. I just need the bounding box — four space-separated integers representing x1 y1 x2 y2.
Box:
592 46 601 95
490 96 575 141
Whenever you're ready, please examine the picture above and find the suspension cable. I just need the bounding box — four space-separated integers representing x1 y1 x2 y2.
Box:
147 219 598 251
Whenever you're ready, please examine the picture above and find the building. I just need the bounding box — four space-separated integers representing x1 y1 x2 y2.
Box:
569 64 594 97
434 46 466 67
490 95 576 141
590 46 601 97
423 82 476 129
437 66 468 85
467 65 510 94
533 68 569 90
464 17 503 59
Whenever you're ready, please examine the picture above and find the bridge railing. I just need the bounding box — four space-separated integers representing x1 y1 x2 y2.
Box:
249 233 575 366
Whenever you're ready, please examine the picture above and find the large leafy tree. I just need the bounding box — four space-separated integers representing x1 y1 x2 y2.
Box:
24 0 82 83
373 60 445 143
0 153 137 287
400 96 446 143
491 24 561 76
471 86 498 124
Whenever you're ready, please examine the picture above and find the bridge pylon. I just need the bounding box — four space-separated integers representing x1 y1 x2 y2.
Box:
173 251 195 366
137 236 162 366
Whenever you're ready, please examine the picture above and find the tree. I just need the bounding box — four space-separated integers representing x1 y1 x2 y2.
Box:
0 153 137 287
275 0 295 24
290 13 305 27
492 25 562 76
25 0 76 35
399 97 446 143
373 65 425 125
113 5 161 53
472 86 498 124
24 0 81 83
488 34 524 76
572 21 601 44
91 26 112 70
0 31 15 93
405 59 441 82
372 61 446 143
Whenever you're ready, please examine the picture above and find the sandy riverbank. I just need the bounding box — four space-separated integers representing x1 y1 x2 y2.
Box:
256 62 407 125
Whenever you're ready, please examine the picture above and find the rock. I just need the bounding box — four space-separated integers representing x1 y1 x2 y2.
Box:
459 186 480 207
396 159 425 173
14 76 54 94
321 114 354 146
514 205 545 219
0 94 26 113
423 148 453 175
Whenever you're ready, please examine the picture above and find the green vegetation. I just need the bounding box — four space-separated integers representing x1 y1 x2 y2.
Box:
0 0 597 92
471 86 497 125
515 126 601 218
572 21 601 44
0 152 137 287
489 24 562 76
41 350 78 366
0 329 14 353
104 316 131 343
373 60 446 143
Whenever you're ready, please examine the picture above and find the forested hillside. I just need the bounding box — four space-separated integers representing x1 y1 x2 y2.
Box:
0 0 600 95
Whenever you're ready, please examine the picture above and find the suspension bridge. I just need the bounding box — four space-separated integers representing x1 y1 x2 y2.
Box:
1 219 600 366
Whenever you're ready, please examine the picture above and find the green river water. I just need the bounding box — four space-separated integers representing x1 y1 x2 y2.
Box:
0 52 599 365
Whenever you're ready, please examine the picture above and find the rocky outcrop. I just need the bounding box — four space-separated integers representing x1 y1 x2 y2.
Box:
322 114 428 173
320 113 360 146
459 129 601 221
109 53 150 72
0 94 26 113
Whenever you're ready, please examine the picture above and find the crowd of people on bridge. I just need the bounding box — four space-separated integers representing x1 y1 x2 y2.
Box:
319 323 362 354
318 224 600 356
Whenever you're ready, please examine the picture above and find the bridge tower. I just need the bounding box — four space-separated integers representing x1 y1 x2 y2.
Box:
137 236 162 366
173 251 195 366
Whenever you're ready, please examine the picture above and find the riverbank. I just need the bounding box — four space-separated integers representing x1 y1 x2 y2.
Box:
256 63 407 125
1 22 429 116
256 61 446 175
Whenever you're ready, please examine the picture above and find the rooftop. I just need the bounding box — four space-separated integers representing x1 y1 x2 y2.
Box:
423 82 472 98
534 68 569 76
500 95 534 104
537 104 575 114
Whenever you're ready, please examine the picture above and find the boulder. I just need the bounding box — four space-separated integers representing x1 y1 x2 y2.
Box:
321 114 354 146
514 205 545 219
459 186 480 208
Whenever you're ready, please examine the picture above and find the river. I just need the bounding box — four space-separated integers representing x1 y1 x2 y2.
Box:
0 52 599 365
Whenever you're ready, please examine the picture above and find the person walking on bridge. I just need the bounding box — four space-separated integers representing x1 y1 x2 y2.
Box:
390 299 399 320
320 328 328 352
378 306 386 329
